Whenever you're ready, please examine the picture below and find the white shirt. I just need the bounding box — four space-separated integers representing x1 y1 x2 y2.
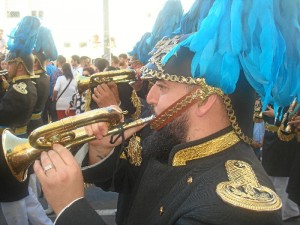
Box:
54 75 77 110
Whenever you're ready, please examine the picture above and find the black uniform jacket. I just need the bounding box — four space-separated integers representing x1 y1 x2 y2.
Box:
0 76 37 202
262 111 299 177
56 127 282 225
27 73 50 134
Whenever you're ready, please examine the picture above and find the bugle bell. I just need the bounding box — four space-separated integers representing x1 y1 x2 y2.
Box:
77 69 137 94
2 106 154 182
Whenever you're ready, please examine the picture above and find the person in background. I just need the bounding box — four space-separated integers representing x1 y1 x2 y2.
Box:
53 63 77 119
66 66 95 115
94 57 109 72
111 55 120 69
0 16 52 225
71 54 82 78
251 98 265 160
0 29 7 54
118 53 129 69
262 105 300 221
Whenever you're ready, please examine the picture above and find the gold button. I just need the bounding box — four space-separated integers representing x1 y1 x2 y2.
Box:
187 176 193 185
159 206 164 216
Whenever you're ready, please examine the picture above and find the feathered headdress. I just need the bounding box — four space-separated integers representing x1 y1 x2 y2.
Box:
129 0 183 64
5 16 41 75
163 0 300 111
7 16 41 58
34 26 58 61
33 26 58 72
173 0 215 35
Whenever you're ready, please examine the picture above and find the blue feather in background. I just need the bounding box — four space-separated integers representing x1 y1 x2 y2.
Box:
174 0 215 35
7 16 41 58
34 26 58 61
129 0 183 63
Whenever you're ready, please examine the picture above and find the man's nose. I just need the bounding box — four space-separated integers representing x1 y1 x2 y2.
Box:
146 84 158 105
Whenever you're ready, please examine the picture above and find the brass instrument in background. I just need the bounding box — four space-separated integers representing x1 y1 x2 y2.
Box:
0 70 9 92
2 106 154 182
277 97 299 141
0 70 8 76
253 99 263 123
77 69 137 94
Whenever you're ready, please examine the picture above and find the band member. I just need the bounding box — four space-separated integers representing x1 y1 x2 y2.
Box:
0 16 52 225
28 26 58 134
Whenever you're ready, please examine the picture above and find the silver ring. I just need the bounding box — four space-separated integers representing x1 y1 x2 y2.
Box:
44 164 54 173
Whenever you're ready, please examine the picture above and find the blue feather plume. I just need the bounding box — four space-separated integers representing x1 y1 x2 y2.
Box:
163 0 300 110
128 32 152 64
129 0 183 64
34 26 58 61
174 0 215 35
7 16 41 58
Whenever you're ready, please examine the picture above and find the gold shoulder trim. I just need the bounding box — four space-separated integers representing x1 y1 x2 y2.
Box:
12 75 31 83
216 160 282 211
31 74 41 79
13 82 28 94
172 131 240 166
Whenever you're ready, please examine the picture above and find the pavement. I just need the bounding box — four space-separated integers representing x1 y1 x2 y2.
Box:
0 186 300 225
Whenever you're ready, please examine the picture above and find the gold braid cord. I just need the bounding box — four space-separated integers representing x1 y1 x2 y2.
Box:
123 89 143 166
84 89 92 112
130 90 141 120
223 95 253 146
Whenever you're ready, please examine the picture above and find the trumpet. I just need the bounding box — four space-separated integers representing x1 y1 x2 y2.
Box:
0 70 9 92
253 99 263 123
2 106 154 182
77 69 137 94
277 98 299 141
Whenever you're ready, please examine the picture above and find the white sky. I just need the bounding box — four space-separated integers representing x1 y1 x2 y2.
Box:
42 0 194 57
2 0 194 58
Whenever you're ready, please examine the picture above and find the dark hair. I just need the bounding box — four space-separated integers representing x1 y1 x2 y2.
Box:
71 55 80 64
118 53 128 59
62 63 73 80
94 58 109 72
104 66 119 71
83 66 95 75
111 56 119 64
57 55 66 64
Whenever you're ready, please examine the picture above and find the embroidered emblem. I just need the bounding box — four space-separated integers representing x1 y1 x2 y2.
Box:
216 160 282 211
13 82 28 94
120 135 142 166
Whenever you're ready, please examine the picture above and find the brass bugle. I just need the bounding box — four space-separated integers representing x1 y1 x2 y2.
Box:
2 106 154 182
77 69 137 94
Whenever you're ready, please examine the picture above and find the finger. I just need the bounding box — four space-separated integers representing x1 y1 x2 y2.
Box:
101 83 112 93
94 87 100 97
40 151 56 176
50 144 74 168
34 159 47 182
91 122 108 139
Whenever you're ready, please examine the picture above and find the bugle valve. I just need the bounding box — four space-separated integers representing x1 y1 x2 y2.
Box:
77 69 137 94
2 106 154 182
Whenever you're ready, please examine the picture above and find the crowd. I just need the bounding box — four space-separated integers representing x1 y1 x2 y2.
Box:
0 0 300 225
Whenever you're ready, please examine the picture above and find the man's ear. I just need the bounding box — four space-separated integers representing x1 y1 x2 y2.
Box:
196 94 218 117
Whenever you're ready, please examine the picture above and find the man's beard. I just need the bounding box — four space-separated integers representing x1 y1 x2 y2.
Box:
142 112 189 163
